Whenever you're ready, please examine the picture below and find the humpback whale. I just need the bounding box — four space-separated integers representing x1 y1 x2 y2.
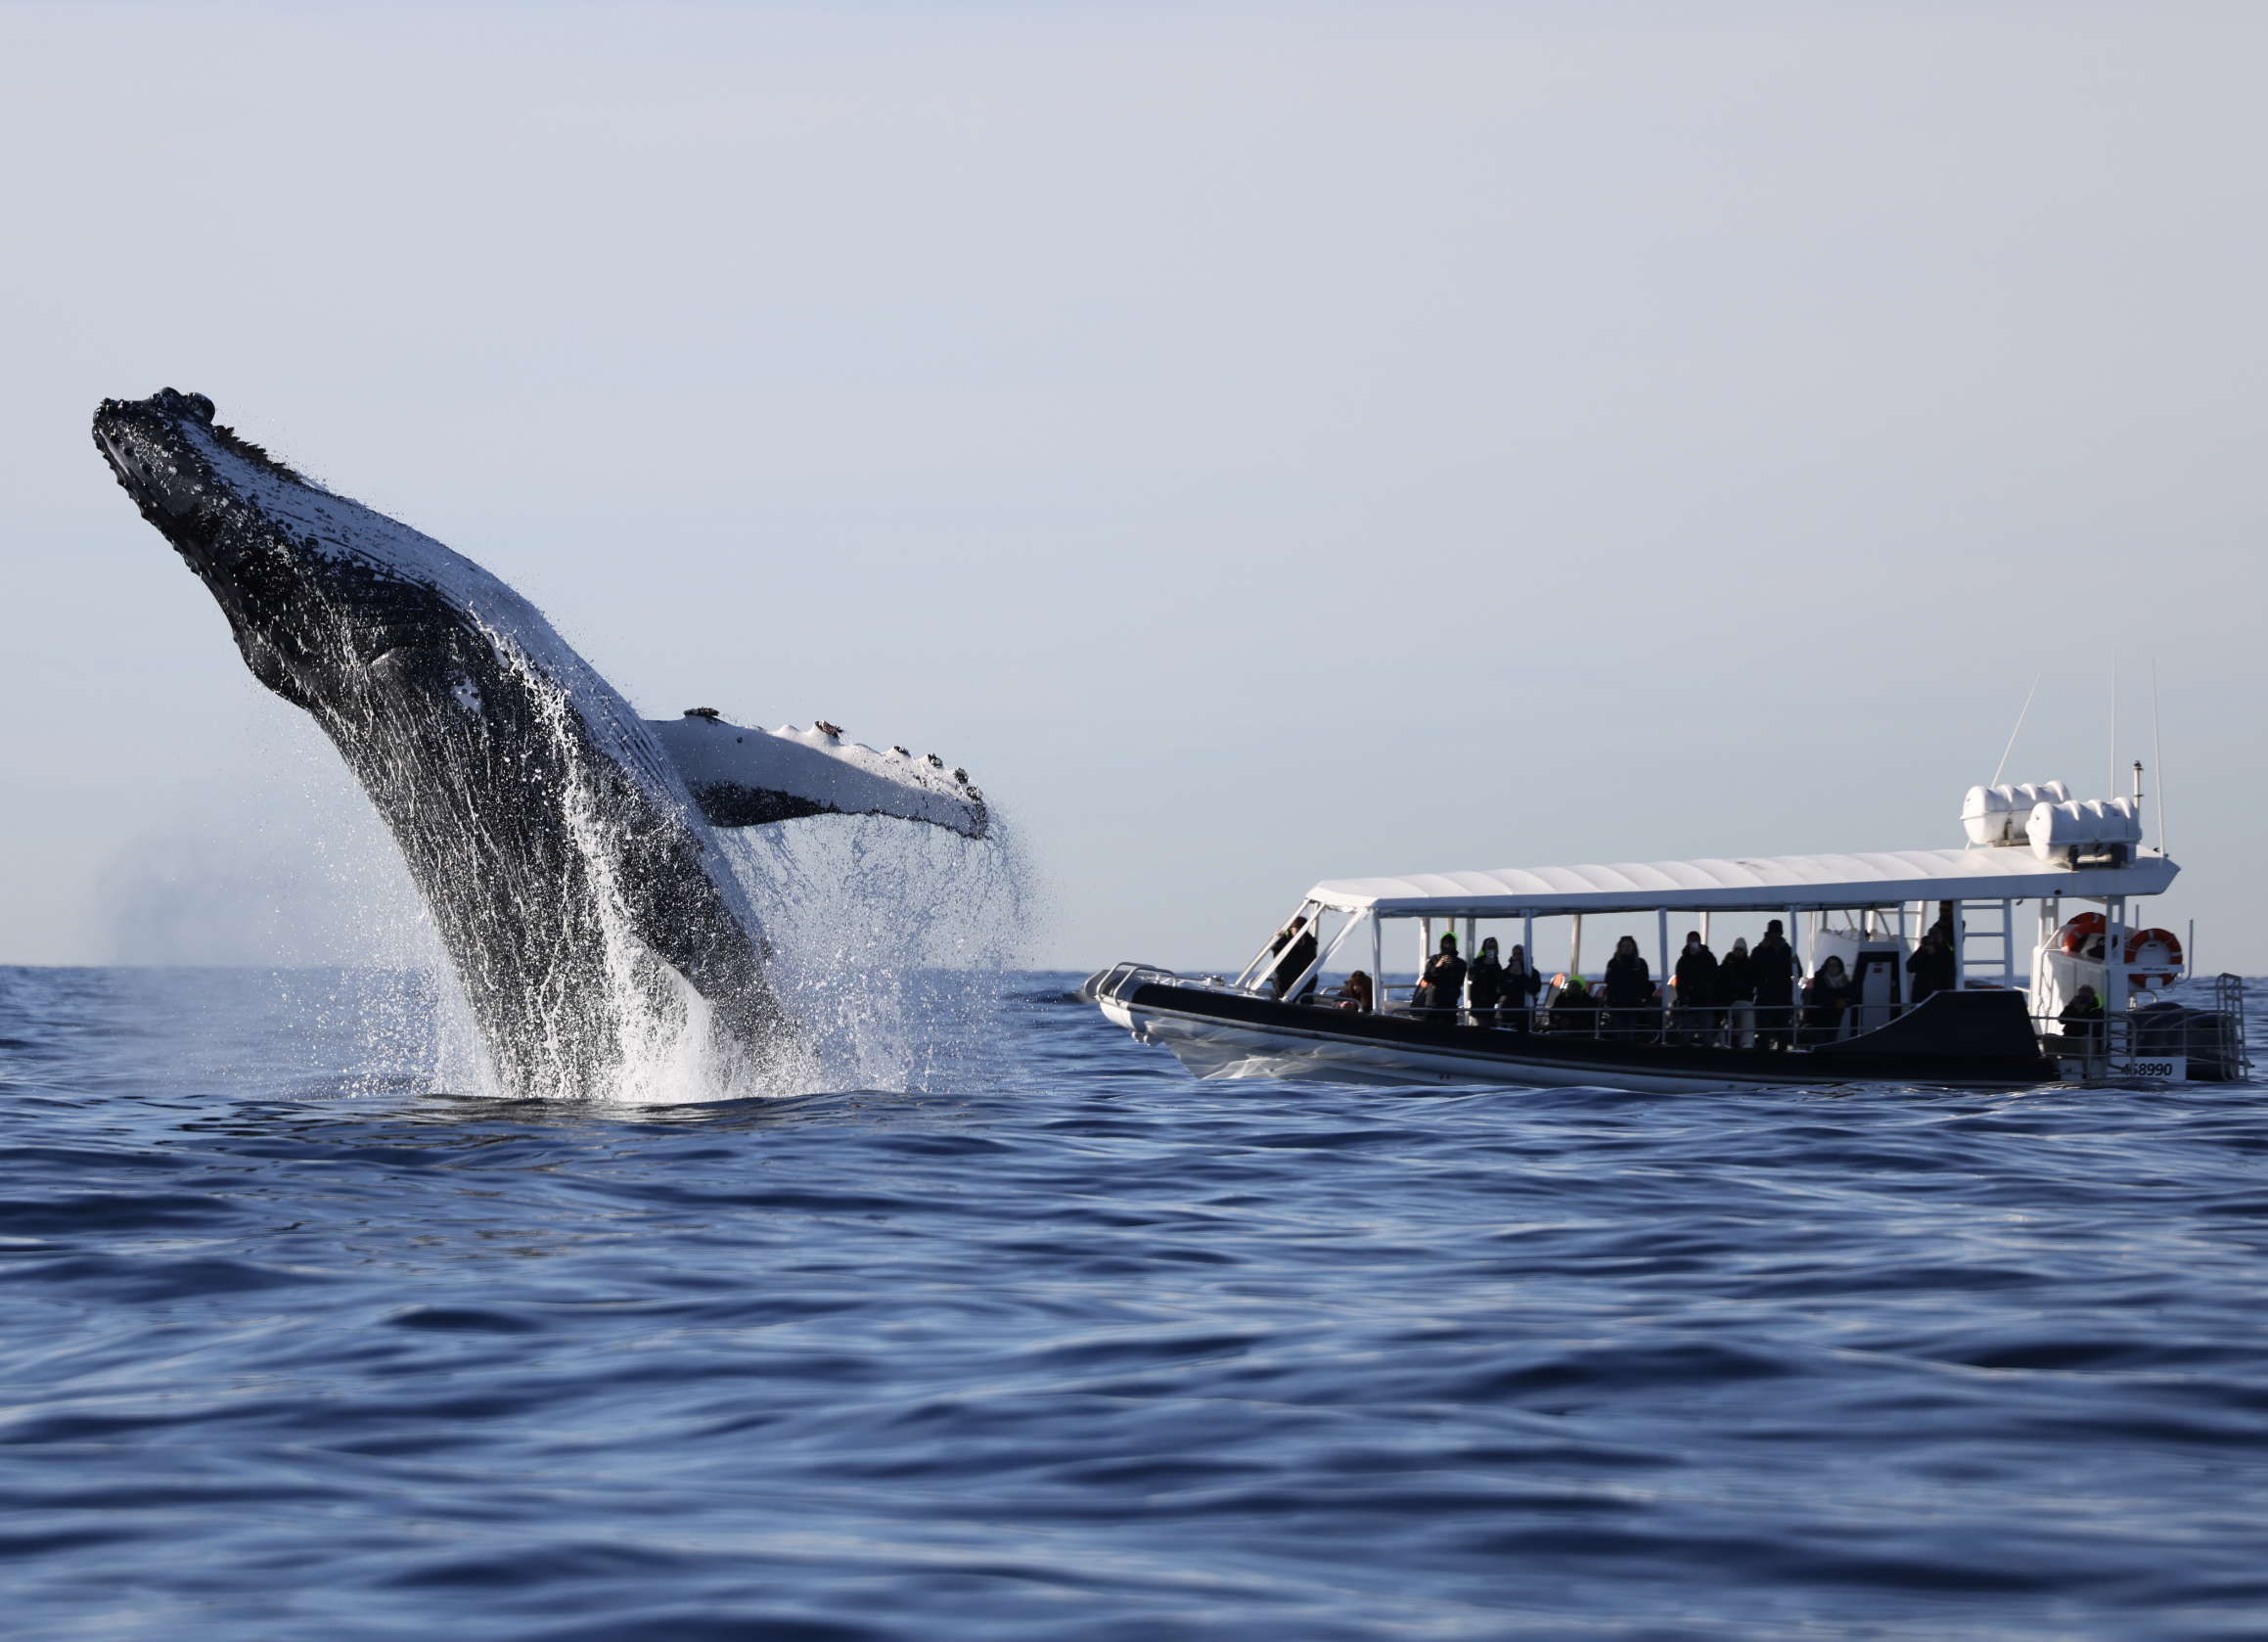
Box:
93 388 986 1097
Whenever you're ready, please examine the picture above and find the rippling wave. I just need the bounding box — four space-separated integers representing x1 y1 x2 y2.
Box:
2 966 2264 1638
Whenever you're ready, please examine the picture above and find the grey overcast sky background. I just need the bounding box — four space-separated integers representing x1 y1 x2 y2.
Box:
1 0 2262 974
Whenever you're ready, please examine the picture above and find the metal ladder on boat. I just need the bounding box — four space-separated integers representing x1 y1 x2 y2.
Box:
2213 974 2253 1081
1956 899 2019 988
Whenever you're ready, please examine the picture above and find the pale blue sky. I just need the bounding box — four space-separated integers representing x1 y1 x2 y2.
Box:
2 1 2262 972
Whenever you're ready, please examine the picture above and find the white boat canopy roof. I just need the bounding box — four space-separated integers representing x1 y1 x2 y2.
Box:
1308 847 2178 919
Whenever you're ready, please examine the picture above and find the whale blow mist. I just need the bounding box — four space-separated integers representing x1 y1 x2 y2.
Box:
93 388 999 1101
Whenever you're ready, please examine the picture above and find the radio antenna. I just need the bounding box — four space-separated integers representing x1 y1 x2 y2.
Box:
2109 649 2118 799
2152 660 2166 854
1990 667 2043 789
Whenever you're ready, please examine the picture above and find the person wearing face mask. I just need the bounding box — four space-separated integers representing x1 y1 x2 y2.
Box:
1673 930 1720 1046
1416 932 1466 1019
1717 936 1756 1048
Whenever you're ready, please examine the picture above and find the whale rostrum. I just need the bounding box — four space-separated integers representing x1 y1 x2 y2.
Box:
92 388 986 1097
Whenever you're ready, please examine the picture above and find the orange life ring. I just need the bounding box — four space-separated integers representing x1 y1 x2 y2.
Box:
2123 927 2183 987
2059 913 2107 959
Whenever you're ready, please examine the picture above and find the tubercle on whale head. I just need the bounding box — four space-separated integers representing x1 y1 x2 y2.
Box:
91 389 345 712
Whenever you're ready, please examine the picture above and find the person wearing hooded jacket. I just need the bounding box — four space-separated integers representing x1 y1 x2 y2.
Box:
1752 920 1797 1049
1502 943 1545 1033
1604 935 1653 1041
1465 935 1505 1026
1672 931 1720 1045
1551 970 1599 1033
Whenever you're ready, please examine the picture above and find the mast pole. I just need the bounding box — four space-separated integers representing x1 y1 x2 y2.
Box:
2109 648 2118 800
2152 660 2167 855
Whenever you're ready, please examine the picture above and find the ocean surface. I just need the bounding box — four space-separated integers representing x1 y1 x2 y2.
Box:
3 964 2266 1640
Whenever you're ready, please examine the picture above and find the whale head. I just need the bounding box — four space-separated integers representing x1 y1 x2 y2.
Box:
92 387 501 717
94 388 313 699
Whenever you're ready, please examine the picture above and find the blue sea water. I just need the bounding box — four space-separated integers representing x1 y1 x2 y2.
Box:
2 964 2265 1640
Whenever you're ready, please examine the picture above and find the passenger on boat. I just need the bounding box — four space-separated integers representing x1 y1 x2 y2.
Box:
1719 936 1756 1048
1504 944 1545 1034
1466 935 1504 1026
1673 932 1720 1045
1753 921 1797 1049
1604 935 1653 1042
1550 971 1599 1033
1268 916 1319 1003
1804 954 1854 1043
2058 983 2105 1050
1905 930 1956 1004
1338 970 1375 1014
1417 933 1466 1019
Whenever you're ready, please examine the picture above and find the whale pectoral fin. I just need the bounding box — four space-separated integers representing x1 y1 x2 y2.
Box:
647 715 989 841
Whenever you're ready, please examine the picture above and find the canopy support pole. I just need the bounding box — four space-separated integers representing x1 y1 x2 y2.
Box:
1234 898 1316 991
1568 914 1583 979
2106 894 2128 1033
1283 909 1368 1003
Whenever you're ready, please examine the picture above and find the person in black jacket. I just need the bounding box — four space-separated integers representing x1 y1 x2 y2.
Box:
1672 930 1720 1045
1268 915 1319 1002
1604 935 1653 1041
1466 935 1505 1026
1718 935 1756 1047
1752 920 1797 1049
1905 929 1950 1006
2059 983 2105 1053
1502 943 1545 1033
1551 971 1599 1033
1417 933 1466 1019
1804 954 1854 1043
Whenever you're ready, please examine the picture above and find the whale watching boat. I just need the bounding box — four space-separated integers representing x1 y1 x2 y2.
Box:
1089 775 2249 1090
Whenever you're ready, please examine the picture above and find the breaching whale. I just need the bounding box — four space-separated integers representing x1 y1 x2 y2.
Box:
92 388 987 1097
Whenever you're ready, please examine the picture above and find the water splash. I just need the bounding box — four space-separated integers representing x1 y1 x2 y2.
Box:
712 810 1038 1100
95 688 1037 1106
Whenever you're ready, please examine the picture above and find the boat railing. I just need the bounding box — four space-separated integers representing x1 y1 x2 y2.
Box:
1091 963 1182 1005
2030 973 2253 1080
1356 985 1910 1051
